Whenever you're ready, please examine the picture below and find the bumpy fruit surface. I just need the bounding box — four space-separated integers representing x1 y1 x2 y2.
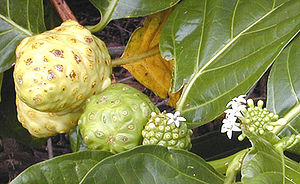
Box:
13 20 112 137
14 20 111 113
78 83 159 154
16 96 82 138
142 112 193 150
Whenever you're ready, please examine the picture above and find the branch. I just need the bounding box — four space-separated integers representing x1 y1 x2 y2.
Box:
50 0 78 22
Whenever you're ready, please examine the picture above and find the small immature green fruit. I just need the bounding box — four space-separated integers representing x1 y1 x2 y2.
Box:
78 83 159 154
13 20 112 137
142 112 193 150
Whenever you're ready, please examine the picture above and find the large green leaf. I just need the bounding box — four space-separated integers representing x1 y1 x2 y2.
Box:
0 0 46 73
241 132 300 183
87 0 180 32
160 0 300 128
81 145 224 184
267 34 300 153
10 150 113 184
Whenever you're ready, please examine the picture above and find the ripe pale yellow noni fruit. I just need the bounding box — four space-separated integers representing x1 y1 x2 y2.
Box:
13 20 112 138
16 96 82 138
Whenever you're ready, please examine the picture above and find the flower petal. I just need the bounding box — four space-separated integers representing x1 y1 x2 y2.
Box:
221 123 230 133
167 119 174 125
174 111 181 117
174 120 180 127
177 117 186 122
232 125 241 132
166 113 174 119
227 130 233 139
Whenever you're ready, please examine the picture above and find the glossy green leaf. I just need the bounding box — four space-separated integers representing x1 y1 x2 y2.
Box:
81 145 224 184
69 126 89 152
87 0 180 32
0 0 46 73
267 35 300 153
10 150 113 184
241 132 300 183
160 0 300 128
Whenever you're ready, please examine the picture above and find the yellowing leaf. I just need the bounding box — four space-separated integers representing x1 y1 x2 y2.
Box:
168 89 182 108
121 10 173 99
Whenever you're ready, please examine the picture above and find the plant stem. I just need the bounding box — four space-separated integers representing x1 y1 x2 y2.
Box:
47 138 53 159
224 149 249 184
50 0 78 22
111 46 160 67
273 103 300 135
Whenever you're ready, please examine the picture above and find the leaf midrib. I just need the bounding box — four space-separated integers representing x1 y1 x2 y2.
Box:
178 1 286 109
181 28 297 114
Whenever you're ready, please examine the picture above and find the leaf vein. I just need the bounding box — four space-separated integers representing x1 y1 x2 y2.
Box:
0 28 13 36
286 44 300 102
178 1 286 109
0 33 23 54
182 28 296 113
230 0 239 39
195 0 207 72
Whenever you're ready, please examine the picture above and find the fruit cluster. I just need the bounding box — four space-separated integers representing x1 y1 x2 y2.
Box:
142 111 193 150
13 21 193 153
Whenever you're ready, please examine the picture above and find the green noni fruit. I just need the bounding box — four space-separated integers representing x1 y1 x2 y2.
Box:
78 83 159 154
142 111 193 150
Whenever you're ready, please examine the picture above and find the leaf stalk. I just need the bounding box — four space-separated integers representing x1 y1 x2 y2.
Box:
111 46 160 67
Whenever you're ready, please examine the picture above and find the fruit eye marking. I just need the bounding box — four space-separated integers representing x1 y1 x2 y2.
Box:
18 76 23 84
69 70 76 79
55 64 63 72
89 112 95 120
85 37 93 43
43 57 48 62
127 124 134 130
72 51 81 64
122 136 128 142
70 38 77 43
95 131 104 137
33 94 42 103
47 70 56 80
25 58 33 65
122 111 128 116
50 49 64 58
91 81 96 88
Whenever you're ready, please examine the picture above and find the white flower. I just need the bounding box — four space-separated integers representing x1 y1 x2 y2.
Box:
221 118 241 139
226 95 246 109
221 95 246 139
166 111 186 127
224 106 245 118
